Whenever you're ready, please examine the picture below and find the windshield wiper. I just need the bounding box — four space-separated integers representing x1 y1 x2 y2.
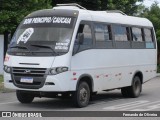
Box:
10 45 33 55
30 44 58 55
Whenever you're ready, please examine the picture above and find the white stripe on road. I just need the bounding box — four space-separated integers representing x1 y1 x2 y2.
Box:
0 101 18 105
103 100 149 110
103 100 160 111
131 103 160 111
121 100 160 110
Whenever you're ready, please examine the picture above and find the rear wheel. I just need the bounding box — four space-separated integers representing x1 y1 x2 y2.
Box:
73 82 90 108
16 90 34 103
121 76 142 98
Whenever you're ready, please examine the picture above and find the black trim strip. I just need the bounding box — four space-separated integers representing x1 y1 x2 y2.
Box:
19 63 40 65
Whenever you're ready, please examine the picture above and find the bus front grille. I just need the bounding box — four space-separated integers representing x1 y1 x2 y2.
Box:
11 67 48 89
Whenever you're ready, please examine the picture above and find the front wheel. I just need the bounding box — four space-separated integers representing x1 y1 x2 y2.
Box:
121 76 142 98
73 82 90 108
16 90 34 103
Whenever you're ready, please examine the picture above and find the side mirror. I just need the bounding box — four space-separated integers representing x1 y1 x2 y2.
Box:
77 33 84 45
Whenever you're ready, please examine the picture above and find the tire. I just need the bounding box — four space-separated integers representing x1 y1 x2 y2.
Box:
73 82 90 108
16 90 34 103
121 76 142 98
121 87 130 97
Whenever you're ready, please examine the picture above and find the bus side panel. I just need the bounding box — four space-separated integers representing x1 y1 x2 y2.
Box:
71 49 157 92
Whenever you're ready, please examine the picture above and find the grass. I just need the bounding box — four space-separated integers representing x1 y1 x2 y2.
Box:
0 75 4 91
0 75 3 83
0 75 14 93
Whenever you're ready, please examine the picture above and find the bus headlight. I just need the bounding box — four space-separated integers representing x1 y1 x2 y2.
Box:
50 68 57 75
49 67 68 75
4 65 11 73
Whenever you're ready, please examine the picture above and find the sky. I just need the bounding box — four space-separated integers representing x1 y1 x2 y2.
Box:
142 0 160 7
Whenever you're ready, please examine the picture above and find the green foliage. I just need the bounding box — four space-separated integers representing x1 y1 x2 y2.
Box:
103 0 143 15
0 75 3 91
0 75 3 83
140 2 160 42
0 0 52 34
157 65 160 73
0 0 149 35
139 2 160 64
52 0 143 15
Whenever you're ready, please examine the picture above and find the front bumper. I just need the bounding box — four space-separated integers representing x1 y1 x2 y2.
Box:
4 72 77 92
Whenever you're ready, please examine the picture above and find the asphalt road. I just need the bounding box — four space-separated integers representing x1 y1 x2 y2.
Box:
0 77 160 119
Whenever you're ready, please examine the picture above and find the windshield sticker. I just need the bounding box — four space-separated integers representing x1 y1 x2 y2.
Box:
24 17 52 24
52 17 71 24
55 46 68 50
55 41 70 50
23 17 72 25
17 28 34 44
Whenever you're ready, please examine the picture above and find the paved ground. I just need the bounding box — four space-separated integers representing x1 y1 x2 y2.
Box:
0 77 160 119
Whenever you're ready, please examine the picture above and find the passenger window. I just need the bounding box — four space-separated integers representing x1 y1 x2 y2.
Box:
94 24 112 41
144 28 153 42
94 23 113 49
73 23 93 54
131 27 143 42
113 25 128 41
144 28 155 49
75 24 92 45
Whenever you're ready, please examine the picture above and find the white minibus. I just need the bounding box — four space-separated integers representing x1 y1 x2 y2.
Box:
4 4 157 107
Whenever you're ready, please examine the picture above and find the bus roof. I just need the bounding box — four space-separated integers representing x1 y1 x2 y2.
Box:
88 11 153 27
53 5 153 27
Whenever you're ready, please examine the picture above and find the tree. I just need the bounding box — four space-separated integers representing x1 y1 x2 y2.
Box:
110 0 144 15
52 0 143 15
140 2 160 43
0 0 52 57
141 3 160 37
52 0 100 10
140 2 160 63
0 0 52 34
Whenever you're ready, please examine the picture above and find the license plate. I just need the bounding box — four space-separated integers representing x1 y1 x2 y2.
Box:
20 77 33 83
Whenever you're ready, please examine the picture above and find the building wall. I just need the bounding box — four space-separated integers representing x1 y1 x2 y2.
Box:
0 35 4 75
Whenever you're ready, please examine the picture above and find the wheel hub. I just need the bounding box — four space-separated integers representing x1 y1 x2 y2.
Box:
80 88 88 102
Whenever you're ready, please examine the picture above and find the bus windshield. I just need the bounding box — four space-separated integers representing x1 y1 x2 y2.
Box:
8 16 76 56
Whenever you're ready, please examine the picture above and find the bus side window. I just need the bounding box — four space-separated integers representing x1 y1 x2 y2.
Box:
131 27 145 49
131 27 143 42
144 28 153 42
74 24 93 52
76 24 92 45
113 25 128 41
144 28 155 49
94 23 113 49
113 25 131 49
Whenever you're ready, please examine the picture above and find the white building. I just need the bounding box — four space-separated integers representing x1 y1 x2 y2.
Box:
0 35 4 75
